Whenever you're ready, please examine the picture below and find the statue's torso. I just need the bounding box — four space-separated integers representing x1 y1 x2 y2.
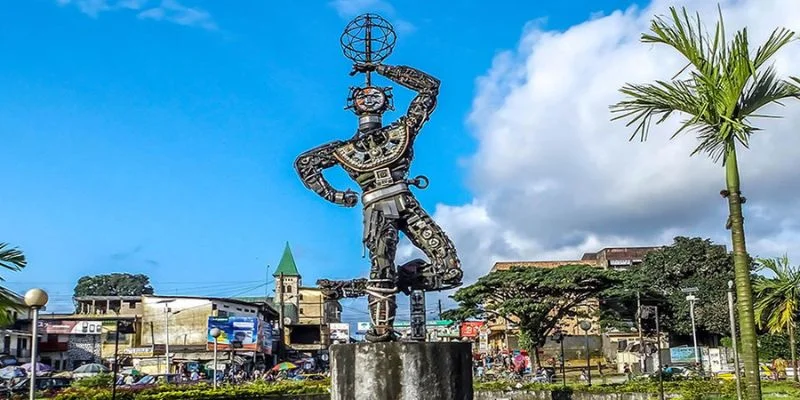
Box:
333 122 414 192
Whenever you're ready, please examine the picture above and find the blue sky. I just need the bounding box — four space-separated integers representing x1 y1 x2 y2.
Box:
3 0 655 315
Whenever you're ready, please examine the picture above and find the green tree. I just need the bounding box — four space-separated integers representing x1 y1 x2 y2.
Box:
610 7 800 398
443 264 621 366
754 255 800 381
73 273 154 311
600 237 741 339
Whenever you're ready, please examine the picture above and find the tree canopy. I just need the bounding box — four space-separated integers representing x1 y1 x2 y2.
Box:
73 273 155 298
443 264 622 356
627 236 740 337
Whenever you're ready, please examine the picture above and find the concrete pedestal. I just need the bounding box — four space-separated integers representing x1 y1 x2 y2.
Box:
330 341 473 400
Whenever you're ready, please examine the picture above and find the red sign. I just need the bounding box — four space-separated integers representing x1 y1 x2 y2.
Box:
459 321 485 338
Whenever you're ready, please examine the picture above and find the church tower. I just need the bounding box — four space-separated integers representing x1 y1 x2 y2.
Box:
273 242 301 307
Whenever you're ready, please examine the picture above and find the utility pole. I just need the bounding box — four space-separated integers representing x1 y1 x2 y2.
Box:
265 264 270 301
727 281 743 400
642 305 664 400
637 291 646 373
438 299 443 320
279 272 285 360
164 305 171 374
655 306 664 400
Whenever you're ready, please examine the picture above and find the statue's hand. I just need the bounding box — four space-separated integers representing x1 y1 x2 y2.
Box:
349 63 377 76
342 189 359 207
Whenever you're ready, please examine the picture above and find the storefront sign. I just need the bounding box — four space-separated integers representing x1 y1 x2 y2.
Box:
40 320 103 335
329 323 350 342
123 345 165 357
459 321 486 338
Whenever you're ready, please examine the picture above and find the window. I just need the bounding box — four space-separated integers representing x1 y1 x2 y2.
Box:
286 285 293 293
236 308 242 311
105 332 130 344
127 301 138 308
2 336 9 353
298 294 303 300
299 308 304 315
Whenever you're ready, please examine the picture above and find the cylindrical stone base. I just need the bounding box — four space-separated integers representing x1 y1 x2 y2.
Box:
330 341 473 400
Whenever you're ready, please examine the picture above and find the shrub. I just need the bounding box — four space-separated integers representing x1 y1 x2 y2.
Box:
72 373 114 389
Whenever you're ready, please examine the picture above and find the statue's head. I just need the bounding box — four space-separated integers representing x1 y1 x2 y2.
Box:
346 86 393 133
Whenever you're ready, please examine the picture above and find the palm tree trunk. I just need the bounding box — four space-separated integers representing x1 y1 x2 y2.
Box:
790 324 798 382
725 145 762 400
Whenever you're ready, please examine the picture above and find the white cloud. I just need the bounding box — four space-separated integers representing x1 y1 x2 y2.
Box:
56 0 216 30
398 0 800 285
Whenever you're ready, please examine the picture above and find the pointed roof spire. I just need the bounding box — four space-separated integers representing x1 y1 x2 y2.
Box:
273 242 300 277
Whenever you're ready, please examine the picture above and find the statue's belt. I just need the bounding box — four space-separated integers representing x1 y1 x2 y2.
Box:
362 182 410 206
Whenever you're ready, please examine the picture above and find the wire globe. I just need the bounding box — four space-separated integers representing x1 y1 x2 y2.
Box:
340 13 396 64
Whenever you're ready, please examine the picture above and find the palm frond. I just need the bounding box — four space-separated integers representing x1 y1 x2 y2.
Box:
0 243 26 273
754 255 800 334
610 6 799 165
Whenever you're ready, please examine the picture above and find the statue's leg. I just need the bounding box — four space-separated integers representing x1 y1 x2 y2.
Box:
363 203 400 342
398 194 463 292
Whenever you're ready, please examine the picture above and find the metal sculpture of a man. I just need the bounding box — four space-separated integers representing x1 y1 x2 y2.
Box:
294 14 463 342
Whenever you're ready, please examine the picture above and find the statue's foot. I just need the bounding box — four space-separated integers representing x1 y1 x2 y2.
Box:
317 278 368 299
365 328 399 343
397 259 464 292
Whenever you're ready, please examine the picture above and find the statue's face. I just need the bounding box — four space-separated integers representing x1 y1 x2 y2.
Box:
353 87 387 114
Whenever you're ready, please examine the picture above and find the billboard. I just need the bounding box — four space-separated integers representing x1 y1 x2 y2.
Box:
356 322 371 334
459 321 485 338
207 316 263 352
329 323 350 343
40 320 103 335
670 347 697 364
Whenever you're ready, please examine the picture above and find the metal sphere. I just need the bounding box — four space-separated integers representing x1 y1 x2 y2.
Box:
209 327 221 338
579 320 592 332
340 13 396 64
24 288 48 308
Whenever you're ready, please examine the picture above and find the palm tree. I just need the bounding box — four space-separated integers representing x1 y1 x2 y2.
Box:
610 7 800 399
0 243 27 326
754 255 800 382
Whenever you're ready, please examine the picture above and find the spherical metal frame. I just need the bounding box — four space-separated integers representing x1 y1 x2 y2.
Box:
340 13 396 64
24 288 48 308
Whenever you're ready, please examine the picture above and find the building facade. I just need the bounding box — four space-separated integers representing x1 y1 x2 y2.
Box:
485 246 662 355
138 295 277 373
271 243 342 356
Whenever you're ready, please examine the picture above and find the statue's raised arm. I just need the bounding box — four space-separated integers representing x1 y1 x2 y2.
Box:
375 64 440 132
294 141 358 207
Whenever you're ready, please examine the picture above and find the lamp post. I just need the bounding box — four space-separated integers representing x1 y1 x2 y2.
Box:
727 281 743 400
210 327 221 389
681 287 701 368
579 320 592 386
24 288 48 400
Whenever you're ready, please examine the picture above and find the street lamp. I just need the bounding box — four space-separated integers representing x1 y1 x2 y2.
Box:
24 288 48 400
681 287 701 368
209 327 221 389
727 281 743 400
579 320 592 386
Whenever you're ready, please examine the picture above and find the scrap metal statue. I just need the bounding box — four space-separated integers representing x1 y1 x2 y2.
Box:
294 14 463 342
